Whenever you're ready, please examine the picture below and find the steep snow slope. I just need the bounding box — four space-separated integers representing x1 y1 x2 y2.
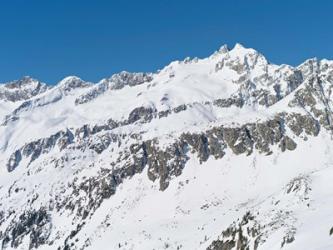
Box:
0 44 333 250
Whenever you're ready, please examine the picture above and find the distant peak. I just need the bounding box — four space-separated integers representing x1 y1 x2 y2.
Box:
209 44 229 58
3 76 43 89
218 44 229 53
59 76 83 84
211 43 255 59
307 57 318 62
17 76 39 84
228 43 263 60
233 43 246 50
57 76 90 92
21 76 35 81
0 76 48 102
101 71 153 90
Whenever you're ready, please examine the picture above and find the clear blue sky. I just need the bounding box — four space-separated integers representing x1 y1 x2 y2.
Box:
1 0 333 84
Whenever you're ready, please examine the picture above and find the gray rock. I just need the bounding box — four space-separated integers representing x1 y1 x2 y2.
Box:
279 136 297 152
207 212 262 250
127 106 157 124
1 208 52 250
286 113 320 136
222 127 253 155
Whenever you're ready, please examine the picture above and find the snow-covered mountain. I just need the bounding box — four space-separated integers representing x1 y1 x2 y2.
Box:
0 43 333 250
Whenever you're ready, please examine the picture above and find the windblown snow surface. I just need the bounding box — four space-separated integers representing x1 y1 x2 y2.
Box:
0 44 333 250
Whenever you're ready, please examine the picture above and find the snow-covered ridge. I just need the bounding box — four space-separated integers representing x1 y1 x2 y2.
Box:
1 43 333 250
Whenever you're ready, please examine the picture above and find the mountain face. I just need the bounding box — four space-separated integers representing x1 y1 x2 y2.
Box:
0 44 333 250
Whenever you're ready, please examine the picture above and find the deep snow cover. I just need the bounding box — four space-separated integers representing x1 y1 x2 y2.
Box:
0 44 333 250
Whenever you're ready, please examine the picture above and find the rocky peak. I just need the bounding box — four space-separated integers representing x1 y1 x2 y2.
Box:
4 76 37 88
57 76 91 93
74 71 154 105
297 58 319 76
210 44 229 58
0 76 48 102
232 42 246 50
100 71 153 90
218 44 229 54
230 43 268 69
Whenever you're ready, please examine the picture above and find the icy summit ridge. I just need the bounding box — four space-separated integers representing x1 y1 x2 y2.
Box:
0 43 274 91
2 43 330 102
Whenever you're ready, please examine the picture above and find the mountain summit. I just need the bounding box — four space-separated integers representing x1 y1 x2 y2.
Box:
0 44 333 250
